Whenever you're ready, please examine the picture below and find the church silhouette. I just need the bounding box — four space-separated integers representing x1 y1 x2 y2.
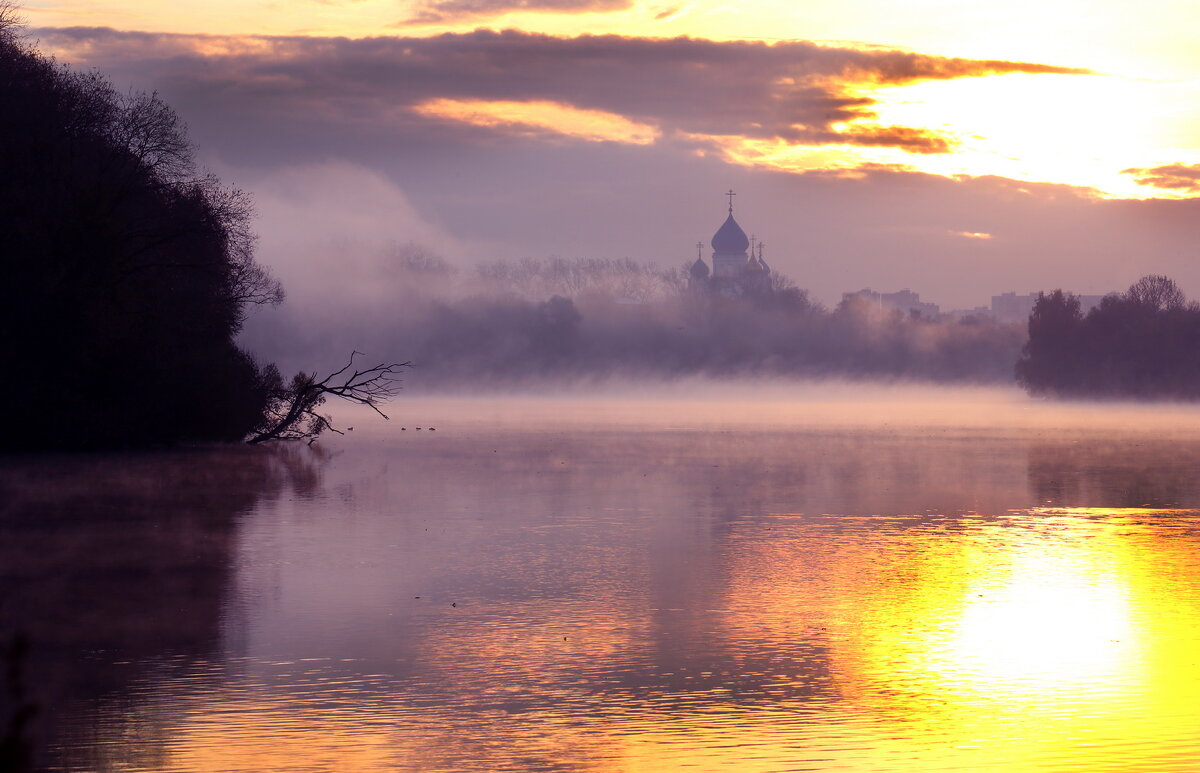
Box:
688 190 771 295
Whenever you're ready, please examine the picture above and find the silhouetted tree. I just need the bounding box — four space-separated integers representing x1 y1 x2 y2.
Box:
1015 290 1083 395
1017 276 1200 399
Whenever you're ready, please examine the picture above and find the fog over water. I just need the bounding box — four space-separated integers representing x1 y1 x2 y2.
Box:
337 381 1200 435
237 231 1027 387
222 161 1028 386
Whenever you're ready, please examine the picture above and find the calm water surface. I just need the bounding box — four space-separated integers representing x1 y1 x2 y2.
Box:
5 389 1200 771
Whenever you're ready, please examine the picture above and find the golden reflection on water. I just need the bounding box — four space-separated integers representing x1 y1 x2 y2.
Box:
936 530 1137 691
699 506 1200 772
138 697 401 773
853 511 1194 771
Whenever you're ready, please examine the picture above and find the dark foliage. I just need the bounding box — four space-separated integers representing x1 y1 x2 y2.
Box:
1016 275 1200 399
1 634 34 773
0 12 285 449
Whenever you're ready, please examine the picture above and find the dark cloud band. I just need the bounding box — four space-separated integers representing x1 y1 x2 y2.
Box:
33 27 1088 154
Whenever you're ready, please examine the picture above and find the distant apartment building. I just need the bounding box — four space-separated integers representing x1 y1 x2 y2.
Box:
842 288 940 319
840 287 1115 325
990 291 1108 324
990 292 1037 324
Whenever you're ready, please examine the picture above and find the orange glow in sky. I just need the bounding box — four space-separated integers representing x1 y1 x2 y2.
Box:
413 98 660 145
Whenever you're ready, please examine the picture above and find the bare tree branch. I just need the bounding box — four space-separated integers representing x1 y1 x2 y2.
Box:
247 353 411 444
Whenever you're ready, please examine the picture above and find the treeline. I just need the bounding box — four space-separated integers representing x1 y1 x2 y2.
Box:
1017 275 1200 399
244 247 1027 385
417 267 1024 383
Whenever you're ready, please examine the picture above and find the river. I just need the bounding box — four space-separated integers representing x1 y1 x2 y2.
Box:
5 385 1200 771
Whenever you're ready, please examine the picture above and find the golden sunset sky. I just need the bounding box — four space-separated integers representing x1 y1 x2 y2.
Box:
26 0 1200 199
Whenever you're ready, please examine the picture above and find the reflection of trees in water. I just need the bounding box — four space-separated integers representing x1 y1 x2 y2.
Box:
1028 438 1200 508
0 445 326 771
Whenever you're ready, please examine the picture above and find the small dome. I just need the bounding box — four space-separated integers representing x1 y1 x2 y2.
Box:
744 255 765 273
690 256 710 278
711 212 749 254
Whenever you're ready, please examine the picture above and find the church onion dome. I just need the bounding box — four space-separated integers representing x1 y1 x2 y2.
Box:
711 212 749 254
744 255 765 273
690 256 710 278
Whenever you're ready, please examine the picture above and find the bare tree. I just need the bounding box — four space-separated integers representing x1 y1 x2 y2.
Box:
202 180 284 316
112 90 194 183
1127 274 1186 312
0 1 21 36
249 353 411 444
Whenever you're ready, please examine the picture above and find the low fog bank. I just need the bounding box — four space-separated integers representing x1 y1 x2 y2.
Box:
315 378 1200 439
239 236 1025 391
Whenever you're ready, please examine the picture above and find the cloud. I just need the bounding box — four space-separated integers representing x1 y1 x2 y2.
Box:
400 0 633 26
412 97 660 143
1122 163 1200 193
220 161 466 303
34 27 1086 157
798 124 955 154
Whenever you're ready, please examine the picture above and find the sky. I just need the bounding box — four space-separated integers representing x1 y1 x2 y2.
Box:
20 0 1200 308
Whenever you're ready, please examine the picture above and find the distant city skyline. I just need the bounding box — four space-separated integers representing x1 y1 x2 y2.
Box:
843 287 1114 323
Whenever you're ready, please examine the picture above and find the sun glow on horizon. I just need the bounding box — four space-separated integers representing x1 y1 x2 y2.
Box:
676 71 1200 199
